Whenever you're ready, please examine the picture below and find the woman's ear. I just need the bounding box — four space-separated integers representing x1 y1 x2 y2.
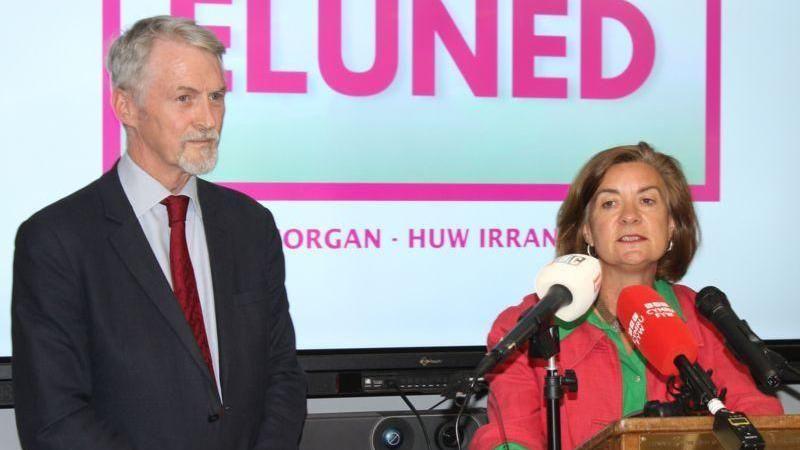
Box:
582 222 593 246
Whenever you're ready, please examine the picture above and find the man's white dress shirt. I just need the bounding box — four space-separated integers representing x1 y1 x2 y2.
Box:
117 153 221 398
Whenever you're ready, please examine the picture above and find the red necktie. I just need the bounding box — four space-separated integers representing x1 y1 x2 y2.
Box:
161 195 214 379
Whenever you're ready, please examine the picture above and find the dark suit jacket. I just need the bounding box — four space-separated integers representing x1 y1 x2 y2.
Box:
12 167 307 450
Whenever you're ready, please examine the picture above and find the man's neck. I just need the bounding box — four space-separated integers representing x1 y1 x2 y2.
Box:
126 144 191 194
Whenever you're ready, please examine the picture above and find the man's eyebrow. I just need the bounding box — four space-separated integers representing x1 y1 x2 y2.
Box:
175 86 200 93
175 86 227 94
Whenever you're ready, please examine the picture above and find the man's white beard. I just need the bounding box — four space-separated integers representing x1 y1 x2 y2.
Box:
178 129 220 175
178 142 218 175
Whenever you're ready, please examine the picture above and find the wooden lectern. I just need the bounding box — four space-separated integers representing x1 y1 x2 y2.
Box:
577 415 800 450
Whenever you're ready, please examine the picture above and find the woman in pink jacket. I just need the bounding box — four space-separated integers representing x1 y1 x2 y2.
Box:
471 143 783 450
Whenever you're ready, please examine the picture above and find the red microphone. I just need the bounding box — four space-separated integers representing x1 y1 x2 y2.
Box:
616 286 765 448
616 285 698 376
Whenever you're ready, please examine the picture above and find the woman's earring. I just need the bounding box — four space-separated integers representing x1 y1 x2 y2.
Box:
586 243 597 257
667 240 674 252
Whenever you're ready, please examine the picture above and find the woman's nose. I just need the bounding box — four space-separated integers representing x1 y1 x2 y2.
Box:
619 203 641 224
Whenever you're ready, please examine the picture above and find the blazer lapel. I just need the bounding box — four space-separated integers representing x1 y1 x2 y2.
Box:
197 179 235 402
99 167 216 385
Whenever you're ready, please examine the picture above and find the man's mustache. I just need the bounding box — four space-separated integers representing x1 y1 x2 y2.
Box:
181 129 220 143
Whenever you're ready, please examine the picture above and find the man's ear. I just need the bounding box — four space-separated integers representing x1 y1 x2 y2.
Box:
111 88 138 128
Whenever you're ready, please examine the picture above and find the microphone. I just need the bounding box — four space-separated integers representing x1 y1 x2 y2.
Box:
696 286 781 389
617 285 720 407
472 254 600 378
617 285 698 376
617 285 721 410
618 286 765 449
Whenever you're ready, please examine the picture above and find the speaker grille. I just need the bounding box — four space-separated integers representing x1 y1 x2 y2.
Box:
300 409 486 450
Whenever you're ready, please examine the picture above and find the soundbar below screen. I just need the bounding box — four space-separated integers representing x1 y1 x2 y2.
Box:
2 1 799 355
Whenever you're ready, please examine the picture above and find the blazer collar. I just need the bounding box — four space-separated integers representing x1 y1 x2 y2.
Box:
559 320 608 369
196 178 236 402
97 162 135 225
100 164 222 408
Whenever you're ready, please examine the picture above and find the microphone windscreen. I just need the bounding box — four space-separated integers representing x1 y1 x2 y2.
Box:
617 285 698 376
535 254 601 322
695 286 728 319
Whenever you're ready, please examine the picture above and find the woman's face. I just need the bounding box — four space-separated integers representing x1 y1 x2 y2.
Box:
582 162 675 275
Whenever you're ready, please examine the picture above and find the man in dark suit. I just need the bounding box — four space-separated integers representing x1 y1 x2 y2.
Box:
12 16 306 449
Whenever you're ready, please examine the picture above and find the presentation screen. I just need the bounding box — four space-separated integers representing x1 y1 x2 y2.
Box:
2 0 798 356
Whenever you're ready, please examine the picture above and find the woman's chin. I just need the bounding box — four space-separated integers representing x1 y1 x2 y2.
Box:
603 253 659 273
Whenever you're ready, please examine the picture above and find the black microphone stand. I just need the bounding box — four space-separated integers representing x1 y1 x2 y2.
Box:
728 320 800 391
673 356 765 450
529 323 577 450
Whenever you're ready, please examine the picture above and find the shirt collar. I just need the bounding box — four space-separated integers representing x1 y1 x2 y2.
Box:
117 153 202 219
555 280 686 368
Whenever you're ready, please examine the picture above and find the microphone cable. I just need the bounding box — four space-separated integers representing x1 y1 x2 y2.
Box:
427 396 448 411
453 379 513 450
389 380 433 450
454 378 475 450
785 362 800 378
780 362 800 397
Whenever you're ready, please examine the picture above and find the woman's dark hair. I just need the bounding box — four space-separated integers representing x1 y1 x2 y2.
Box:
556 142 699 282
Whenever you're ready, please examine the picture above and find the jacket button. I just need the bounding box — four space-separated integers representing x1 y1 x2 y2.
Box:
208 414 220 423
224 405 233 413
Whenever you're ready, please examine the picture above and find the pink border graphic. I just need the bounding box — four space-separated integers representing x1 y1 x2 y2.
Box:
102 0 720 201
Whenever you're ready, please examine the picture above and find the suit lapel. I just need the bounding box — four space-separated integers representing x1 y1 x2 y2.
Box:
197 179 235 402
99 167 216 386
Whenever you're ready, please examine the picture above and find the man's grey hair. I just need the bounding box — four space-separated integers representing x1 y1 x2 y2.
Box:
106 15 225 96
